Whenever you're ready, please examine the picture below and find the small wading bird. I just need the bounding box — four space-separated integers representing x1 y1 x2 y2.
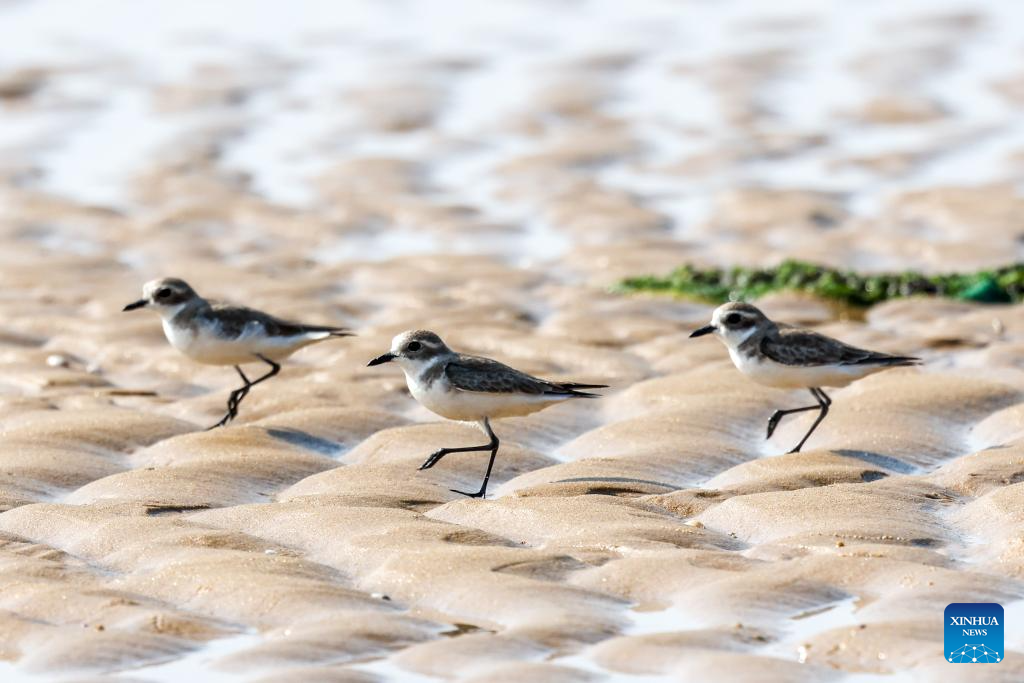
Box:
690 302 920 453
368 330 607 498
124 278 351 429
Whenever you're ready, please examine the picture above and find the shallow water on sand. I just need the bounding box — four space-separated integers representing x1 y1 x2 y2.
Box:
0 634 261 682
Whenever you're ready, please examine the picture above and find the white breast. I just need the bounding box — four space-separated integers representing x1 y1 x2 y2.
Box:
729 348 881 389
161 316 197 355
161 317 326 365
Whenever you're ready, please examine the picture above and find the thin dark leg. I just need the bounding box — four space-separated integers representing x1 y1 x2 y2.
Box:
226 366 251 414
206 356 280 430
450 419 500 499
207 366 251 430
788 388 830 453
419 443 493 470
236 355 280 411
766 403 820 439
418 419 500 499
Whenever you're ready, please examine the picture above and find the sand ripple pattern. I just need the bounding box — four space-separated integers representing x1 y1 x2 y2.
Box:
2 0 1024 681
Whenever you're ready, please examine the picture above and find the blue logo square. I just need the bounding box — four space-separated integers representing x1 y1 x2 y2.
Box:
945 603 1003 663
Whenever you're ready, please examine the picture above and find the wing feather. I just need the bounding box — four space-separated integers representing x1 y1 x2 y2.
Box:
445 355 605 396
760 330 918 367
206 303 350 338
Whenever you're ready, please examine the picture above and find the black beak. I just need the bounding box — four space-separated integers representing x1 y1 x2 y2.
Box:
367 352 396 367
689 324 715 338
123 299 147 312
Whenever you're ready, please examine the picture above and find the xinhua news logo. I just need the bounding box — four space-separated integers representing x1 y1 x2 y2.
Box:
945 603 1003 663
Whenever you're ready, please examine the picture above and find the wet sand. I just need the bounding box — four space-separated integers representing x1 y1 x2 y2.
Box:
2 0 1024 681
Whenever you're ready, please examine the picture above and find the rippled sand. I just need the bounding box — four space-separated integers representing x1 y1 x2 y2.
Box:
2 0 1024 681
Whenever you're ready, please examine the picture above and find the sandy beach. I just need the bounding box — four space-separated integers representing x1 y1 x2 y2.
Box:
1 0 1024 680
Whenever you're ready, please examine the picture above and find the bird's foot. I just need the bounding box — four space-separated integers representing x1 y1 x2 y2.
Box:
450 488 486 499
205 408 237 431
419 450 447 470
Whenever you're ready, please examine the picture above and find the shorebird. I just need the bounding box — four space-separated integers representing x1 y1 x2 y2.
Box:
367 330 607 498
124 278 351 429
690 302 920 453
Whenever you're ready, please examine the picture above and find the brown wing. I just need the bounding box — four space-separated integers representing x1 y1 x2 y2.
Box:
445 355 604 396
207 303 349 338
760 329 916 367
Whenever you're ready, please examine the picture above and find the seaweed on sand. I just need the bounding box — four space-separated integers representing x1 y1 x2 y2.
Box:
616 260 1023 306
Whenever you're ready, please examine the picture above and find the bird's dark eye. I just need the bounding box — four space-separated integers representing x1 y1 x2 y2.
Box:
406 341 421 352
156 288 172 299
724 313 742 325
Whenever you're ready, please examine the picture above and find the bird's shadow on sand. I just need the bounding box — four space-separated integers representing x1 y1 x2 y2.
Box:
833 449 915 476
266 428 345 457
552 476 678 493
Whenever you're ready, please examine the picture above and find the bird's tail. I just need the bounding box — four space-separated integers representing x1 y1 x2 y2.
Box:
296 325 355 342
851 351 921 367
302 325 354 338
551 382 609 398
879 355 921 367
